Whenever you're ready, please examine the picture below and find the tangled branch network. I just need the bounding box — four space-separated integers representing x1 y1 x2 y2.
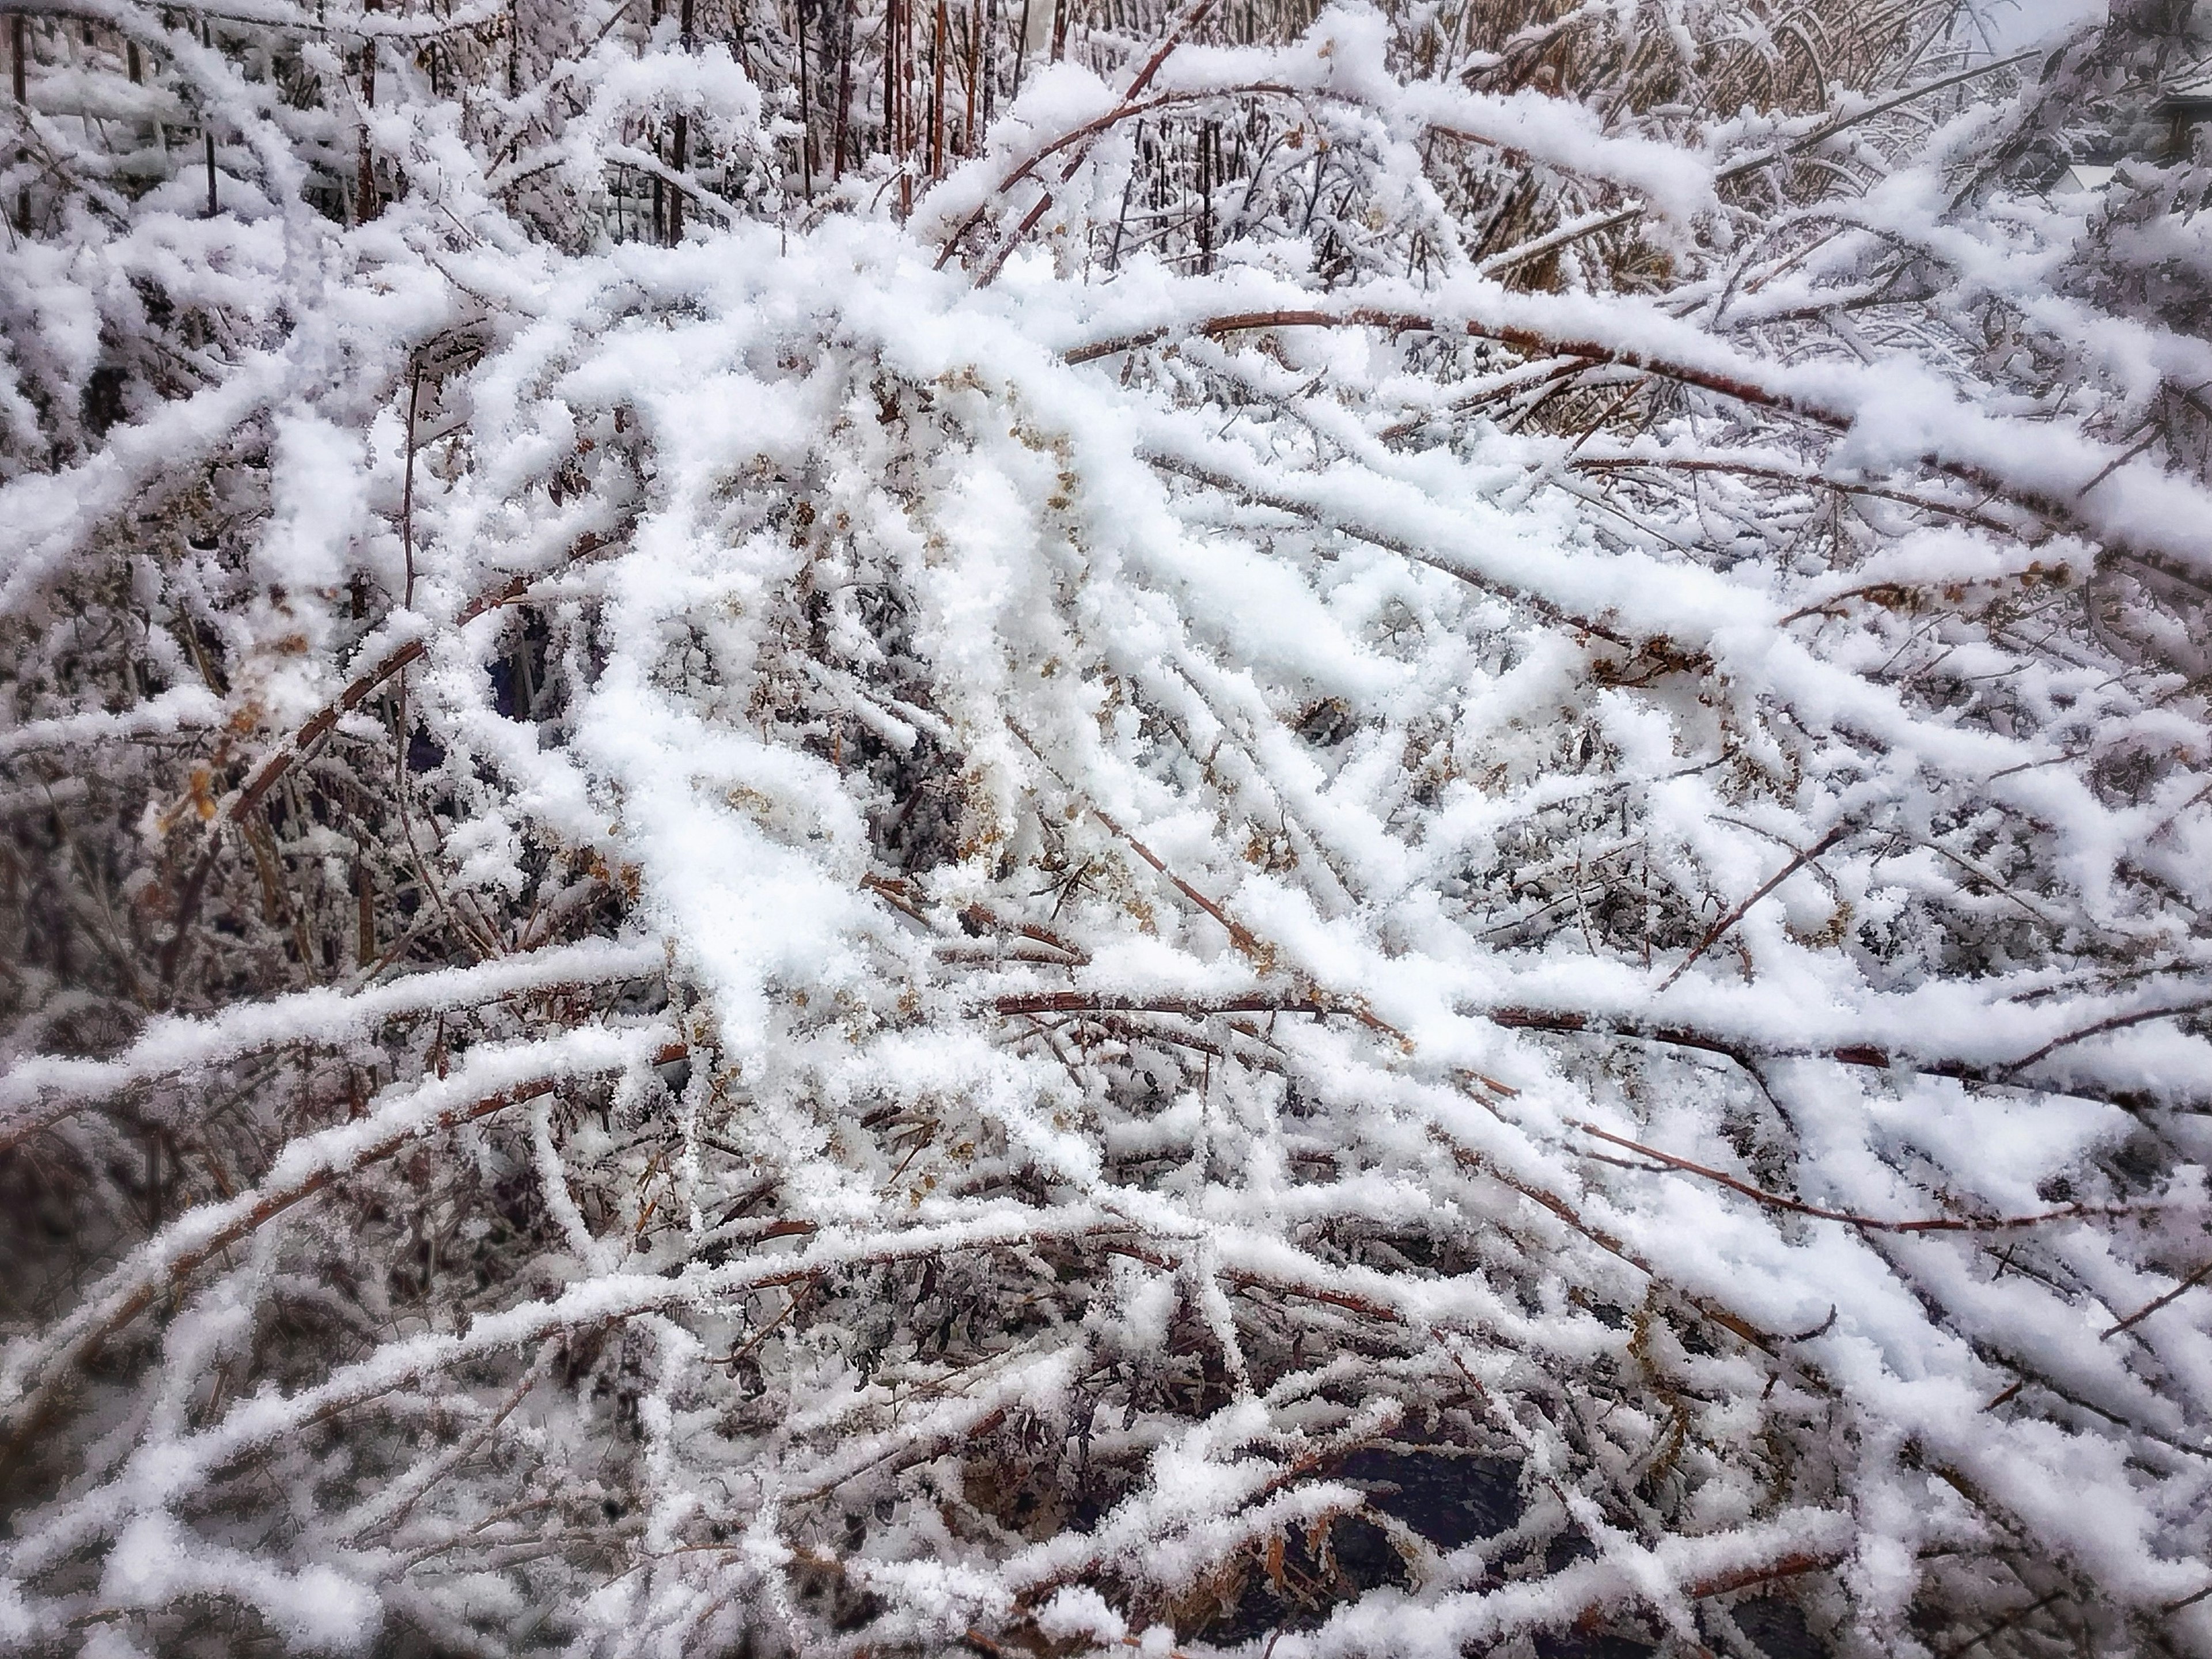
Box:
2 0 2211 1652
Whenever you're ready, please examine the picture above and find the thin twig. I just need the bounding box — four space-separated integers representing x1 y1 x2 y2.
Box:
2101 1259 2212 1340
1571 1120 2112 1235
1657 821 1849 990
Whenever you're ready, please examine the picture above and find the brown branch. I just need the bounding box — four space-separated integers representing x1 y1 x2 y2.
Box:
2002 998 2212 1077
936 81 1292 270
174 529 624 834
1657 821 1850 989
0 955 665 1158
998 990 1332 1018
1141 447 1636 646
0 1037 686 1469
1066 306 1445 365
999 990 2196 1116
1482 1005 2181 1112
2101 1259 2212 1340
966 0 1221 287
1097 1237 1416 1328
1571 1120 2112 1235
1085 804 1267 960
1076 305 2212 582
1572 453 2024 537
1474 51 2036 276
1684 1547 1847 1600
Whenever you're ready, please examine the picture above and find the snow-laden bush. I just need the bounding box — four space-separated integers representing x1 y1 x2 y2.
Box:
3 0 2211 1653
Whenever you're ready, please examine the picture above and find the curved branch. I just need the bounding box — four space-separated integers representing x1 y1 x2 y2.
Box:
0 1028 684 1459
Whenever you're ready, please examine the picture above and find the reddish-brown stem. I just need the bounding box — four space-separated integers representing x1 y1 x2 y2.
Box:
1084 804 1264 959
0 1040 686 1464
1657 820 1849 990
400 363 422 606
964 0 1221 286
2101 1259 2212 1340
929 0 946 177
1571 1120 2112 1235
1067 305 2209 584
206 528 622 830
988 993 2192 1115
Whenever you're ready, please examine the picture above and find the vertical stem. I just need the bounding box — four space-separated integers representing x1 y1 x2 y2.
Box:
202 18 222 218
980 0 997 132
1049 0 1066 63
10 13 26 234
1199 118 1213 274
797 0 813 195
897 0 912 214
357 858 377 968
834 0 853 177
669 0 694 241
668 117 686 241
1010 0 1030 99
401 363 422 608
963 0 979 158
356 5 378 221
883 0 897 166
1106 117 1138 271
929 0 945 177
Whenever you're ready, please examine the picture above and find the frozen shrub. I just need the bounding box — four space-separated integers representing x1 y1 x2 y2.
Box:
2 0 2210 1654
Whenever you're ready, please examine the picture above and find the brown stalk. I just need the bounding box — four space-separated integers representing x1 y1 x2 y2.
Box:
1473 50 2035 277
669 114 688 240
1932 1590 2069 1659
965 0 1221 286
2002 998 2212 1075
1430 1128 1785 1353
833 0 852 177
1071 305 2209 582
0 1040 687 1471
884 0 900 179
963 0 979 158
1097 1236 1404 1325
996 988 1392 1037
720 1271 823 1373
1 957 675 1158
929 0 946 177
1657 820 1849 990
1684 1547 1848 1599
1140 446 1636 647
2101 1259 2212 1340
200 527 623 832
1571 1120 2110 1235
1572 453 2024 537
401 362 423 606
797 0 814 195
990 990 2196 1115
1084 804 1265 960
363 1342 558 1539
935 82 1292 270
1482 1004 2177 1112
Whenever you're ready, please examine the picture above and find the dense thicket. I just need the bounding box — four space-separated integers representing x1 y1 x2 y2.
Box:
3 0 2211 1654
